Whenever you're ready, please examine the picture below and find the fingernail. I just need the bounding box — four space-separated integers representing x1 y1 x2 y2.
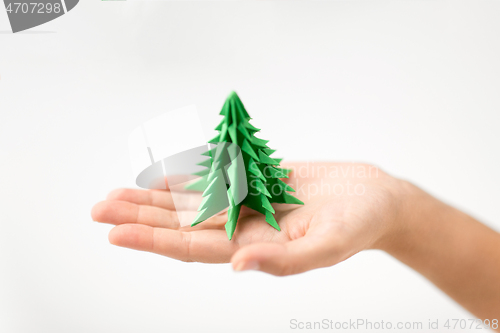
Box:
234 261 260 272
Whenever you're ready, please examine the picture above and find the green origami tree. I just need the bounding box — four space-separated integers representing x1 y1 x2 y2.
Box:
185 91 304 240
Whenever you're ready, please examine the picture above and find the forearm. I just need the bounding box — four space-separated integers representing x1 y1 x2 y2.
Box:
382 181 500 323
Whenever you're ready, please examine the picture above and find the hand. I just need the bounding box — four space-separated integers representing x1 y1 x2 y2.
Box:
91 162 405 276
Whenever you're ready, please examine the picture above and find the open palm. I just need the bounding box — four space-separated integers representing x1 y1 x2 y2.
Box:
92 162 400 275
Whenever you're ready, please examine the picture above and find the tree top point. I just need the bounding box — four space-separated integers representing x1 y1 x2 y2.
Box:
227 91 239 100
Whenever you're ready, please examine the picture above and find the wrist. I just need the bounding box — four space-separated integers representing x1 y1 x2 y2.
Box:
371 178 438 254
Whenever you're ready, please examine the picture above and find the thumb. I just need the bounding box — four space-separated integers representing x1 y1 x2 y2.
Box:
230 235 349 276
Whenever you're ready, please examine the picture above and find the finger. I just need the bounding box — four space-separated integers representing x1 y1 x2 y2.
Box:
92 200 180 229
108 224 239 263
132 174 199 192
106 188 201 211
230 232 351 276
93 200 230 231
178 212 229 231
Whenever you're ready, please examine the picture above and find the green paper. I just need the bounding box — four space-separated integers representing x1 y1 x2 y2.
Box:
265 210 281 231
248 158 266 181
188 91 304 240
244 122 260 133
262 148 276 156
250 136 269 148
241 139 259 160
258 150 279 165
267 166 288 179
225 205 241 240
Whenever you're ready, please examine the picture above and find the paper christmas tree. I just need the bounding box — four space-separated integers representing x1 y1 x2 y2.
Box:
185 91 304 240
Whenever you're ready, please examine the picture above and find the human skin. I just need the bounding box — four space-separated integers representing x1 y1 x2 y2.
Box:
91 162 500 326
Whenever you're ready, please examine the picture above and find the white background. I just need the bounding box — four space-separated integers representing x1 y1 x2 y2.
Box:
1 1 499 332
